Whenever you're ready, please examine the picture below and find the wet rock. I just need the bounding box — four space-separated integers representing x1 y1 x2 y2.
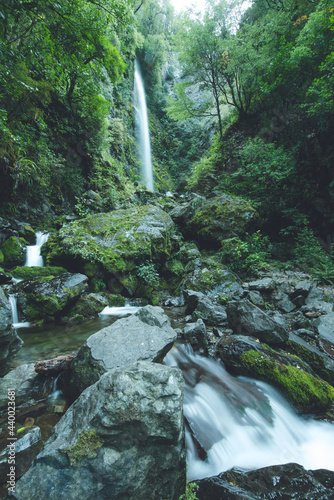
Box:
0 363 36 408
0 427 42 482
218 335 334 413
68 305 177 397
226 299 288 346
247 290 265 307
16 272 88 322
314 312 334 343
196 463 334 500
276 295 296 313
67 293 108 322
0 287 23 376
287 332 334 386
289 280 313 299
247 277 275 292
183 290 227 326
182 319 207 349
13 362 185 500
302 300 333 315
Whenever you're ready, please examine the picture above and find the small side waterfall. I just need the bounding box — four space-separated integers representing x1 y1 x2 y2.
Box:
9 295 30 329
25 231 49 267
164 345 334 481
134 60 154 191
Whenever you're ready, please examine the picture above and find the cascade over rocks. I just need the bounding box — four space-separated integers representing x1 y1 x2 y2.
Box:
68 305 177 397
13 361 185 500
196 463 334 500
226 298 289 345
0 287 23 376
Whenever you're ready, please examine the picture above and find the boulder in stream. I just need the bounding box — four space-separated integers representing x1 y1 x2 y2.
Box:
196 463 334 500
13 361 185 500
68 305 177 397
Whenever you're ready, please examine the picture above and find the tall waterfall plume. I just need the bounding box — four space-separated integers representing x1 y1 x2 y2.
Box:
134 60 154 192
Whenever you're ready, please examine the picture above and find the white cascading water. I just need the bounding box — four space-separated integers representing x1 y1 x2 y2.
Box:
164 344 334 481
25 231 49 267
134 60 154 192
9 295 30 329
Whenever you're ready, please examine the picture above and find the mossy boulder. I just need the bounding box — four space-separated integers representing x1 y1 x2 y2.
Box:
1 236 27 267
217 335 334 414
43 205 177 295
16 272 88 322
67 293 109 322
180 256 241 296
17 223 36 244
11 266 67 280
189 193 258 247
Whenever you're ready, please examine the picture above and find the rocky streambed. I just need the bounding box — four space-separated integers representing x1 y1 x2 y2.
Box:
1 192 334 499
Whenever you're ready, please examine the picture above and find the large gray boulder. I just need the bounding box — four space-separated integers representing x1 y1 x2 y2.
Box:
0 287 22 376
226 299 288 345
13 361 185 500
68 305 177 397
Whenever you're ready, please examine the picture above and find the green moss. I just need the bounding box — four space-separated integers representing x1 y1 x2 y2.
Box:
62 429 102 465
0 250 4 264
1 236 26 266
11 266 67 280
286 340 334 386
241 350 334 413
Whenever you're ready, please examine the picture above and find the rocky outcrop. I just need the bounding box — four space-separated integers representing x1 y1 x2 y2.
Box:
0 287 22 376
16 272 88 322
68 305 177 397
196 463 334 500
13 361 185 500
226 298 289 345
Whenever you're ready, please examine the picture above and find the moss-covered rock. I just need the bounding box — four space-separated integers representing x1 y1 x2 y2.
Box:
16 273 88 322
180 255 241 296
43 205 178 296
11 266 67 280
240 350 334 414
218 335 334 413
190 193 258 247
17 223 36 244
67 293 109 322
1 236 27 267
0 250 4 265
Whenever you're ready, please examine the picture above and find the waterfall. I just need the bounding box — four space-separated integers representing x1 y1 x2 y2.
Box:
164 344 334 481
9 295 30 329
25 231 49 267
134 60 154 192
